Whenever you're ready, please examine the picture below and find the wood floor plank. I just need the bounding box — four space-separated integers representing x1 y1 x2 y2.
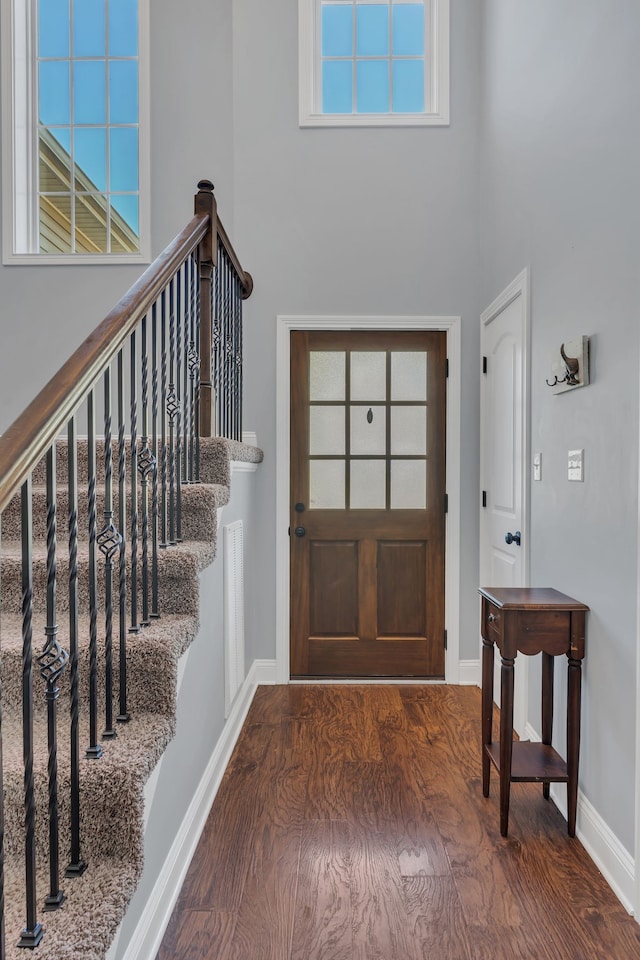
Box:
291 820 353 960
156 909 236 960
402 876 474 960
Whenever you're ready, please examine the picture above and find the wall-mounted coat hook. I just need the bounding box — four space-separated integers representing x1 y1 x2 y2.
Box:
546 336 590 394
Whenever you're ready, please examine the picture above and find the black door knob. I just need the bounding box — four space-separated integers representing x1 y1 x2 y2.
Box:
505 531 521 546
294 526 306 538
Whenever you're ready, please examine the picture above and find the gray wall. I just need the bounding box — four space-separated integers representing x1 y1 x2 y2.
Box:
0 0 234 434
480 0 640 852
232 0 484 662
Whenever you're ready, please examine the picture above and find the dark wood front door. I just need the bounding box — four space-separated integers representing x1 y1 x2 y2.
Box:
290 330 447 678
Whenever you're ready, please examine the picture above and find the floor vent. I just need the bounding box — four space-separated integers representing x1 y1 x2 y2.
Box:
223 519 245 717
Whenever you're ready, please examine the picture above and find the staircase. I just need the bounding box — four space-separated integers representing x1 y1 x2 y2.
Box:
0 181 257 959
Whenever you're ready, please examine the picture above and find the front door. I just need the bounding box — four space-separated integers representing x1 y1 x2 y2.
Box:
290 330 447 678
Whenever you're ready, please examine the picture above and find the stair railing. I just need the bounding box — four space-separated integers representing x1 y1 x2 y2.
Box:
0 180 252 955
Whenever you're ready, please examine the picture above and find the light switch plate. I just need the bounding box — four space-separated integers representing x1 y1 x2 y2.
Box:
568 448 584 482
533 453 542 482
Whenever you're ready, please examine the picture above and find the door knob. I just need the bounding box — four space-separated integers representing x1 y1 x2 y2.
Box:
505 530 521 546
294 526 306 538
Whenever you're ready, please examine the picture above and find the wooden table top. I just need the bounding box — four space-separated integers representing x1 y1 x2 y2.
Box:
479 586 589 611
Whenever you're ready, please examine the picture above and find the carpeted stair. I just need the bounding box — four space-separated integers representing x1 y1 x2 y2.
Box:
0 436 263 959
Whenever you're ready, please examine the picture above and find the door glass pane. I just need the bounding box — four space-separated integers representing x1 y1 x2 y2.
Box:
391 407 426 455
310 460 345 509
351 405 386 455
391 351 427 400
310 406 345 455
351 351 386 401
310 351 346 401
350 460 386 509
391 460 426 509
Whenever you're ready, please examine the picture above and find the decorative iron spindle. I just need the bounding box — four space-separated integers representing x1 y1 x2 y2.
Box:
195 253 202 481
160 290 168 547
233 272 241 441
17 477 43 949
151 303 160 617
237 272 244 441
138 315 156 625
39 444 69 911
97 368 122 739
175 270 183 542
117 351 130 722
167 278 179 545
130 332 141 634
182 262 190 483
86 392 102 759
188 254 199 482
66 418 87 876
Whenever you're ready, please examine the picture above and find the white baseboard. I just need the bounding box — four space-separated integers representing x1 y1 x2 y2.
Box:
114 658 277 960
523 723 635 913
458 659 480 686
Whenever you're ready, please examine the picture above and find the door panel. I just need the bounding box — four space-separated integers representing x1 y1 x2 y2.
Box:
291 330 447 678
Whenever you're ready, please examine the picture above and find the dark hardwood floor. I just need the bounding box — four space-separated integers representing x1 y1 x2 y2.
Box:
156 685 640 960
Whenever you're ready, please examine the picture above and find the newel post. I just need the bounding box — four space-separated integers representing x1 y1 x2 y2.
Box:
194 180 218 437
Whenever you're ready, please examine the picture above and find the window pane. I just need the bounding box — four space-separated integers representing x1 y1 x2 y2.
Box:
356 60 388 113
391 460 426 509
356 4 389 57
74 61 106 123
74 128 107 191
351 406 386 456
111 194 139 243
109 0 138 56
392 3 424 56
351 351 386 401
310 406 346 455
39 129 71 193
39 61 70 124
322 60 353 114
391 351 427 400
310 352 346 401
322 4 352 57
39 193 72 253
310 461 345 509
391 407 427 455
75 194 107 252
109 60 138 124
73 0 106 57
38 0 70 57
110 127 138 191
392 59 424 113
351 460 386 509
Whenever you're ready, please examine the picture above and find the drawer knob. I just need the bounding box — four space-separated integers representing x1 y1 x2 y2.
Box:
488 613 497 623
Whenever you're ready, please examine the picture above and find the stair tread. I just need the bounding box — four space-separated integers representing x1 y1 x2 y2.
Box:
0 536 216 567
0 610 198 648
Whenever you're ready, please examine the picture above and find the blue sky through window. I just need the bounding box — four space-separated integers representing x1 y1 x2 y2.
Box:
38 0 139 238
321 0 426 116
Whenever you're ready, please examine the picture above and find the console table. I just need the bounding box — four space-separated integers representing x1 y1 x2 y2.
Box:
479 587 588 837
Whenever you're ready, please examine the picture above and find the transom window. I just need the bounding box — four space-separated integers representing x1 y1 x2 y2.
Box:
1 0 150 263
299 0 449 127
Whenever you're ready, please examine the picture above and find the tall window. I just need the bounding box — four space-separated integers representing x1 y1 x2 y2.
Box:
299 0 449 127
2 0 149 263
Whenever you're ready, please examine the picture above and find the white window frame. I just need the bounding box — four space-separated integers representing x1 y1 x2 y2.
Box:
299 0 449 127
1 0 151 265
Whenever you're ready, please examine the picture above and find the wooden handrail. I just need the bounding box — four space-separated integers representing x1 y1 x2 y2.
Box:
217 216 253 299
0 213 208 514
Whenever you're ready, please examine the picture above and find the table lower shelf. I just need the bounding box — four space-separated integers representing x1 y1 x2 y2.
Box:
485 741 569 783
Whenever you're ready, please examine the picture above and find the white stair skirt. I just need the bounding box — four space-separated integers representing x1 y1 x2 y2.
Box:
224 520 246 717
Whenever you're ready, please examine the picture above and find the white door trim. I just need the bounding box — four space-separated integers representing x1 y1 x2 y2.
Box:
276 315 462 684
479 269 531 735
635 350 640 918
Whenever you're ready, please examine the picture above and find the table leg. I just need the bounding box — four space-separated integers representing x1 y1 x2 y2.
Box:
567 656 582 837
482 638 495 797
499 655 515 837
541 652 554 800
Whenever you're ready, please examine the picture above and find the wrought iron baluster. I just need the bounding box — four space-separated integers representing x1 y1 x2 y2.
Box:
138 314 156 625
195 256 202 481
17 477 44 949
98 368 121 739
188 254 199 483
224 252 232 438
237 272 244 441
213 244 222 438
168 278 178 545
117 351 130 722
130 332 141 634
175 268 183 542
86 391 102 759
66 417 87 876
160 290 168 546
233 273 241 441
182 261 190 483
39 444 68 911
151 303 160 617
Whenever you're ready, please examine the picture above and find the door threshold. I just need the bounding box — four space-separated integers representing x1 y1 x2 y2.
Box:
289 677 447 685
